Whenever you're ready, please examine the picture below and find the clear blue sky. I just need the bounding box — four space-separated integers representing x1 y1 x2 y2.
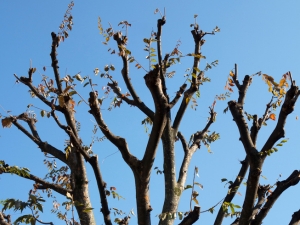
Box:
1 1 300 224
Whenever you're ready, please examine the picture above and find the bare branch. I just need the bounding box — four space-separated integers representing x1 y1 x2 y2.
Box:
178 206 200 225
89 156 113 225
0 212 11 225
14 74 62 112
178 107 216 186
228 100 256 156
252 170 300 225
50 32 63 94
107 82 136 105
214 157 249 225
289 209 300 225
260 83 299 154
177 131 188 152
143 67 169 173
172 27 204 132
3 169 71 196
169 84 187 109
11 118 66 163
156 16 168 101
88 91 137 168
113 32 154 120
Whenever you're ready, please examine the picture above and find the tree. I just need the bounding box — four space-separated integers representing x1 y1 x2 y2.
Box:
1 2 300 225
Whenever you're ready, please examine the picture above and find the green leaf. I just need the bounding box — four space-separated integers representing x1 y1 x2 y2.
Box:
221 178 228 182
40 110 45 117
261 175 267 180
276 143 283 146
230 205 235 214
69 90 77 96
234 204 241 208
194 67 201 73
209 208 214 214
36 203 43 212
184 185 193 190
83 82 89 87
177 211 183 220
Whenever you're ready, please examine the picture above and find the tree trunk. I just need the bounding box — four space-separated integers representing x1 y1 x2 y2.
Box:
70 151 96 225
133 171 152 225
159 120 180 225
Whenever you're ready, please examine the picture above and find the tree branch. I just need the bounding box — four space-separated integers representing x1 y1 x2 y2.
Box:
214 157 249 225
3 169 71 196
107 82 136 106
252 170 300 225
178 206 200 225
288 209 300 225
142 67 169 173
89 156 113 225
177 131 188 152
260 82 299 154
156 17 168 102
172 27 204 132
50 32 63 94
113 32 154 120
169 84 187 109
11 118 66 163
14 74 62 112
228 100 256 156
0 212 11 225
177 107 216 186
88 91 137 168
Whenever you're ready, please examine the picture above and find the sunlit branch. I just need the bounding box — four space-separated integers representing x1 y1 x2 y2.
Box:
113 32 154 120
172 27 204 133
107 82 136 106
29 208 54 225
50 32 63 94
260 82 299 154
17 113 41 142
178 206 200 225
156 16 168 101
177 107 216 186
213 157 249 225
14 74 62 112
252 170 300 225
11 118 66 163
177 131 188 152
3 169 71 196
88 91 137 168
169 84 187 109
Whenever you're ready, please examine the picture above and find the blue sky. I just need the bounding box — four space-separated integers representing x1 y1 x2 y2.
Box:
1 1 300 225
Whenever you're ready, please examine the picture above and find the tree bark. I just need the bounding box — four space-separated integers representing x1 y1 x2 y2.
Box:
69 151 96 225
289 209 300 225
